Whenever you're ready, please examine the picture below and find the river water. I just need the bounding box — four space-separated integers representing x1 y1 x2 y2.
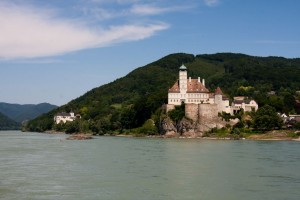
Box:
0 131 299 200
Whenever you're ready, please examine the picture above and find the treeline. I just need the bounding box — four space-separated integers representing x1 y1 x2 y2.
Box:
24 53 300 134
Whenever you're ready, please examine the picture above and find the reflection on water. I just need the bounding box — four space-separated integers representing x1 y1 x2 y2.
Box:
0 131 299 200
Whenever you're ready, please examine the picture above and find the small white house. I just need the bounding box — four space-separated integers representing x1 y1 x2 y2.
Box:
54 111 81 124
231 96 258 113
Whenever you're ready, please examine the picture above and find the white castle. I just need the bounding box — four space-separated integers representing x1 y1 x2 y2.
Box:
54 111 81 124
167 64 258 114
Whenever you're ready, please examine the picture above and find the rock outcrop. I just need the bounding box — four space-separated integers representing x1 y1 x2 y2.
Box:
160 103 238 138
66 134 93 140
161 116 231 137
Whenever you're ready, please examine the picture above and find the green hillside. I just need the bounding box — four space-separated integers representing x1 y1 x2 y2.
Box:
24 53 300 134
0 103 57 123
0 112 20 130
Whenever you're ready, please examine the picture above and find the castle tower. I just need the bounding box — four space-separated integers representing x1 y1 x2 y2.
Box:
179 64 187 94
214 87 230 113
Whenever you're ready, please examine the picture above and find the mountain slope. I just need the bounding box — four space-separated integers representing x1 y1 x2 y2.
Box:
0 112 20 130
25 53 300 133
0 103 57 123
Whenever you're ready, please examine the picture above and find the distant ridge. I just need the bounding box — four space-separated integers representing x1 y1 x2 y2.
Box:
0 102 57 123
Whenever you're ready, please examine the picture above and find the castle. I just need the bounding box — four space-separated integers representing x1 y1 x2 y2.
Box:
54 111 81 124
166 65 258 124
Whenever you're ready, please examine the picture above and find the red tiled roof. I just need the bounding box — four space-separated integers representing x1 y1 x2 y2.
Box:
168 80 180 93
215 87 224 95
168 79 209 93
187 79 209 93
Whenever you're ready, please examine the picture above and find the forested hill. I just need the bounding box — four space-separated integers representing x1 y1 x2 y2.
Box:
0 112 20 130
25 53 300 133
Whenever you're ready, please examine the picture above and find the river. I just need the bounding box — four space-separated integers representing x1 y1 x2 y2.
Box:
0 131 299 200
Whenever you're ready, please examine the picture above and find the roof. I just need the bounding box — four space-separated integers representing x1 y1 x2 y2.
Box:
215 87 229 100
179 64 187 70
187 79 209 93
233 96 246 100
168 80 180 93
168 79 209 93
215 87 224 95
233 99 253 104
55 112 71 117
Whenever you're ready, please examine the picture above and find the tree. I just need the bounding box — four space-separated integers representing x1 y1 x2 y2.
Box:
168 103 185 123
283 93 296 113
65 121 80 134
218 111 232 122
253 105 283 131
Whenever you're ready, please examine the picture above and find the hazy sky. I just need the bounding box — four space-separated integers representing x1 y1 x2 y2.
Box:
0 0 299 106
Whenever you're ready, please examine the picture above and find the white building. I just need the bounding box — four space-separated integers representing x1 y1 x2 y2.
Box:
168 64 210 105
167 65 258 114
168 64 230 113
231 96 258 113
54 111 81 124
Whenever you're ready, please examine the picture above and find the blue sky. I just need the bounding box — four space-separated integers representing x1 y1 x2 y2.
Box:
0 0 299 106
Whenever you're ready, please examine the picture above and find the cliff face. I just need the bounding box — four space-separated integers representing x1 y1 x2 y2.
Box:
161 104 237 137
160 116 236 137
160 117 199 137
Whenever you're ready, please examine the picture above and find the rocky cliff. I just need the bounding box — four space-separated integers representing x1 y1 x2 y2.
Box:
160 104 238 137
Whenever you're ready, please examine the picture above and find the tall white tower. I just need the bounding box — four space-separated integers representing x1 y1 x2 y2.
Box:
179 64 187 102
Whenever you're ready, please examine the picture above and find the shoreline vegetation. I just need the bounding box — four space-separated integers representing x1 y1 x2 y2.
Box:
41 130 300 141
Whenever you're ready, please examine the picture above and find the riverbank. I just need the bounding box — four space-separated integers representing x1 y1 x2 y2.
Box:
40 130 300 141
246 130 300 141
117 130 300 141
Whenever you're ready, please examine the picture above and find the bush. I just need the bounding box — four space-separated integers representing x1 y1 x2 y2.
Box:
136 119 158 135
65 121 80 134
168 103 185 122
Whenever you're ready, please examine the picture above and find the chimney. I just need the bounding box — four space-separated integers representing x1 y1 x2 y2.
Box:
198 77 201 83
202 79 205 86
189 77 191 82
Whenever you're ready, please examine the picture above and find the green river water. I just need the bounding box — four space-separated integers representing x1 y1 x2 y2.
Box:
0 131 299 200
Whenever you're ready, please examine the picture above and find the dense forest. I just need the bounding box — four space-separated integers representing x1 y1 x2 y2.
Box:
0 112 20 130
24 53 300 134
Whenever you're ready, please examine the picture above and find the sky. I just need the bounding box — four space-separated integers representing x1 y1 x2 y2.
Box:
0 0 299 106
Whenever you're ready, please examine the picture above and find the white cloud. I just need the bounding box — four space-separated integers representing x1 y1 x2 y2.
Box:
0 2 168 59
130 4 180 15
83 7 123 20
204 0 220 7
95 23 169 45
83 3 189 21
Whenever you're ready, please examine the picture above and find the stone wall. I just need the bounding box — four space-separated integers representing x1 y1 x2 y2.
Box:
163 103 228 136
185 104 199 122
166 104 175 113
198 104 219 132
185 103 223 133
198 104 218 122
